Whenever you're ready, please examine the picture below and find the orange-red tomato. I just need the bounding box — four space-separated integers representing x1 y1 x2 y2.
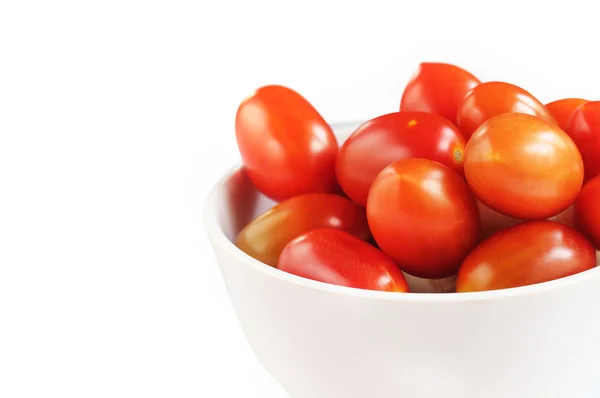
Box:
235 85 338 201
566 101 600 182
336 111 466 206
573 175 600 249
545 98 588 132
400 62 480 125
366 158 480 279
235 193 370 267
278 228 409 292
456 221 597 292
464 113 584 220
457 82 555 139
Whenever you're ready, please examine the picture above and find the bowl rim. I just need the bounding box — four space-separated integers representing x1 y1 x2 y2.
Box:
203 120 600 303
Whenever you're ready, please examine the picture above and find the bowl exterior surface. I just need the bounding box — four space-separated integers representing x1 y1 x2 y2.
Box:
205 121 600 398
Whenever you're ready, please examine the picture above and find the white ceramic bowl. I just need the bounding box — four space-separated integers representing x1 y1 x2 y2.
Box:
204 121 600 398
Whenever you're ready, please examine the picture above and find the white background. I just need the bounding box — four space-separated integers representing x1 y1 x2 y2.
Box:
0 1 598 397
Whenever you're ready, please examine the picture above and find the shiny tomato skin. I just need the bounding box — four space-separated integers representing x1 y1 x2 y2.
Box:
456 221 596 292
234 193 370 267
545 98 588 132
566 101 600 182
278 228 409 292
457 82 555 139
464 113 584 220
235 85 338 201
366 158 480 279
336 111 466 206
573 175 600 249
400 62 480 125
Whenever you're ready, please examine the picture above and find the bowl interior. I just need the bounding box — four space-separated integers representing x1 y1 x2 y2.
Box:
205 120 600 301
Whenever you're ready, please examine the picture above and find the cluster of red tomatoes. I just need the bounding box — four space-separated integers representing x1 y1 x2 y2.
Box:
233 62 600 294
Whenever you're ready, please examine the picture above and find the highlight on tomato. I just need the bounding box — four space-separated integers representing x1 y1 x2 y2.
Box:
366 158 480 279
464 113 584 220
278 228 409 292
400 62 480 125
457 81 555 139
235 193 370 267
336 111 466 206
456 221 597 292
545 98 588 132
235 85 338 201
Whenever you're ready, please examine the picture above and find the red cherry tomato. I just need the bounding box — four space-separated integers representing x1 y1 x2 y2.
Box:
235 193 370 267
545 98 588 132
235 85 338 201
366 158 480 279
464 113 584 220
566 101 600 182
336 111 466 206
456 221 597 292
400 62 480 125
457 82 555 139
278 228 409 292
573 175 600 249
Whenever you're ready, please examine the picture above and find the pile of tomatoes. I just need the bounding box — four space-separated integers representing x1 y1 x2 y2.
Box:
233 62 600 294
